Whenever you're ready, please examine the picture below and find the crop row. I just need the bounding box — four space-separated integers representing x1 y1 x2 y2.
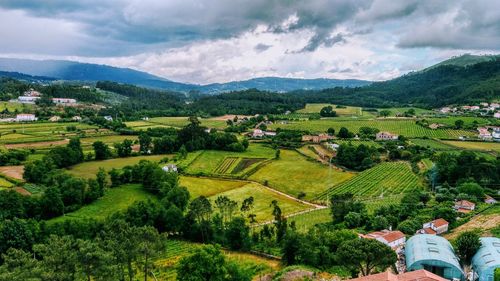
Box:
214 157 239 174
315 162 420 201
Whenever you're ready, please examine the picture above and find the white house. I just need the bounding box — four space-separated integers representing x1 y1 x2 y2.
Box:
494 112 500 119
104 116 113 121
362 230 406 249
478 127 492 140
162 164 178 173
52 98 77 104
492 128 500 141
23 89 41 97
484 195 497 204
18 96 40 103
376 131 399 141
418 218 449 235
16 114 37 122
72 116 82 121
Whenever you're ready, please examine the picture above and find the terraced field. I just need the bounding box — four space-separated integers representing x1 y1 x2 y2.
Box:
268 119 475 139
249 150 354 200
315 162 420 201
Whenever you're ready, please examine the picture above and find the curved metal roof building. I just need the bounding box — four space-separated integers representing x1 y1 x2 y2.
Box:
472 237 500 281
405 234 465 280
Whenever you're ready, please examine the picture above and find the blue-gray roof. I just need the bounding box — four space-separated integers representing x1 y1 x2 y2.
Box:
472 237 500 281
405 234 465 280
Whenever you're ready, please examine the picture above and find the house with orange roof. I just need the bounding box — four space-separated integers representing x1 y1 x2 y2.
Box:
417 218 449 235
361 230 406 249
454 200 475 213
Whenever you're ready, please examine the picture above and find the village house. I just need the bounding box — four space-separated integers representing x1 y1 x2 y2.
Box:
302 133 333 143
104 116 113 121
72 116 82 121
52 98 77 105
18 95 41 103
16 114 37 122
492 128 500 141
23 89 41 97
251 129 276 138
162 164 178 173
470 105 480 110
361 230 406 249
484 195 497 204
439 107 452 114
490 103 500 109
417 218 449 235
494 112 500 119
478 127 492 140
325 143 340 151
49 116 61 122
454 200 475 213
376 131 399 141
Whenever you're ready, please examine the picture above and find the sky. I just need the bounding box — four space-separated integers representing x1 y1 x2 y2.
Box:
0 0 499 84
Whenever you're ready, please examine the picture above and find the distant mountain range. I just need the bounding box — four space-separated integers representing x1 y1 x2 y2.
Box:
0 58 371 93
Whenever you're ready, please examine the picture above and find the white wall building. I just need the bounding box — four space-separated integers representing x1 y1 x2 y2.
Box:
16 114 37 122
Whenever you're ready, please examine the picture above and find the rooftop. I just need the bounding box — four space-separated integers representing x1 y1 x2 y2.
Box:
349 269 447 281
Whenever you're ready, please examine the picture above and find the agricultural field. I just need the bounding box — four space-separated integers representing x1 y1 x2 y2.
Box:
426 116 493 127
180 176 248 198
68 154 170 178
79 135 138 147
125 116 228 130
410 138 455 150
288 208 331 232
444 205 500 240
208 182 312 223
249 150 354 200
142 239 280 281
0 176 15 188
442 140 500 153
268 119 475 139
315 162 420 202
374 107 433 116
0 165 24 181
297 103 362 116
48 184 156 224
333 139 382 148
185 143 275 175
0 101 33 112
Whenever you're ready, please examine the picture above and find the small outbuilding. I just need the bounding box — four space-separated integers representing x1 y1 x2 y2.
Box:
472 237 500 281
405 234 464 280
162 164 178 173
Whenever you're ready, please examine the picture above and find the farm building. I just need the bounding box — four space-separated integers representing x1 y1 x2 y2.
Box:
18 96 40 103
15 114 37 122
302 133 333 143
162 164 178 173
23 89 41 97
251 129 276 138
72 116 82 121
348 269 447 281
405 234 464 280
376 132 398 141
360 230 406 249
52 98 77 104
417 218 449 235
454 200 475 213
484 195 497 204
477 127 492 140
472 237 500 281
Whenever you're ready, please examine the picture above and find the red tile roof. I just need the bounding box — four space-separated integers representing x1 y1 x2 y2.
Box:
455 200 475 208
349 270 448 281
422 228 437 235
381 231 405 243
431 218 449 228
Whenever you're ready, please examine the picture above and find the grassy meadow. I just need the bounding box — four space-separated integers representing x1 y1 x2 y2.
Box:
297 103 363 116
249 150 354 200
180 176 248 198
48 184 156 224
442 140 500 152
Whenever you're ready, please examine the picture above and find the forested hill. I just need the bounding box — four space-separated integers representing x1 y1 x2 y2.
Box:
292 58 500 108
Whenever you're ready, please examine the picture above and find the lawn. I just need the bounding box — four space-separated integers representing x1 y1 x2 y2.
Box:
268 119 475 139
185 144 275 175
209 182 312 223
249 150 354 200
297 103 362 116
180 176 248 198
315 162 420 201
68 155 170 178
442 141 500 152
48 184 156 223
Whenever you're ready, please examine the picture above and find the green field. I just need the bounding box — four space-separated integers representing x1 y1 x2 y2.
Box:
180 176 248 198
208 182 312 223
443 141 500 152
48 184 156 223
268 119 475 139
410 139 454 150
426 116 492 127
333 139 382 147
249 150 354 200
126 117 228 130
0 177 15 188
315 162 420 201
68 155 170 178
297 103 362 116
375 107 433 116
143 239 279 281
185 144 275 175
288 208 332 232
0 101 33 112
80 135 138 146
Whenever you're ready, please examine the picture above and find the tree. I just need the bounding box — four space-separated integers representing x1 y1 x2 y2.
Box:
138 133 152 154
116 139 133 157
76 239 117 281
457 182 484 200
455 119 464 129
225 217 250 250
40 187 64 219
34 235 78 281
455 231 481 266
0 248 43 280
330 193 365 224
379 110 390 117
327 127 335 135
337 238 396 276
96 167 108 190
320 106 337 117
93 141 110 160
338 127 351 138
135 226 165 281
176 245 251 281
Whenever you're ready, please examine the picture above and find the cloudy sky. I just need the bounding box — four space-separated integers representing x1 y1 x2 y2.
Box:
0 0 499 84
